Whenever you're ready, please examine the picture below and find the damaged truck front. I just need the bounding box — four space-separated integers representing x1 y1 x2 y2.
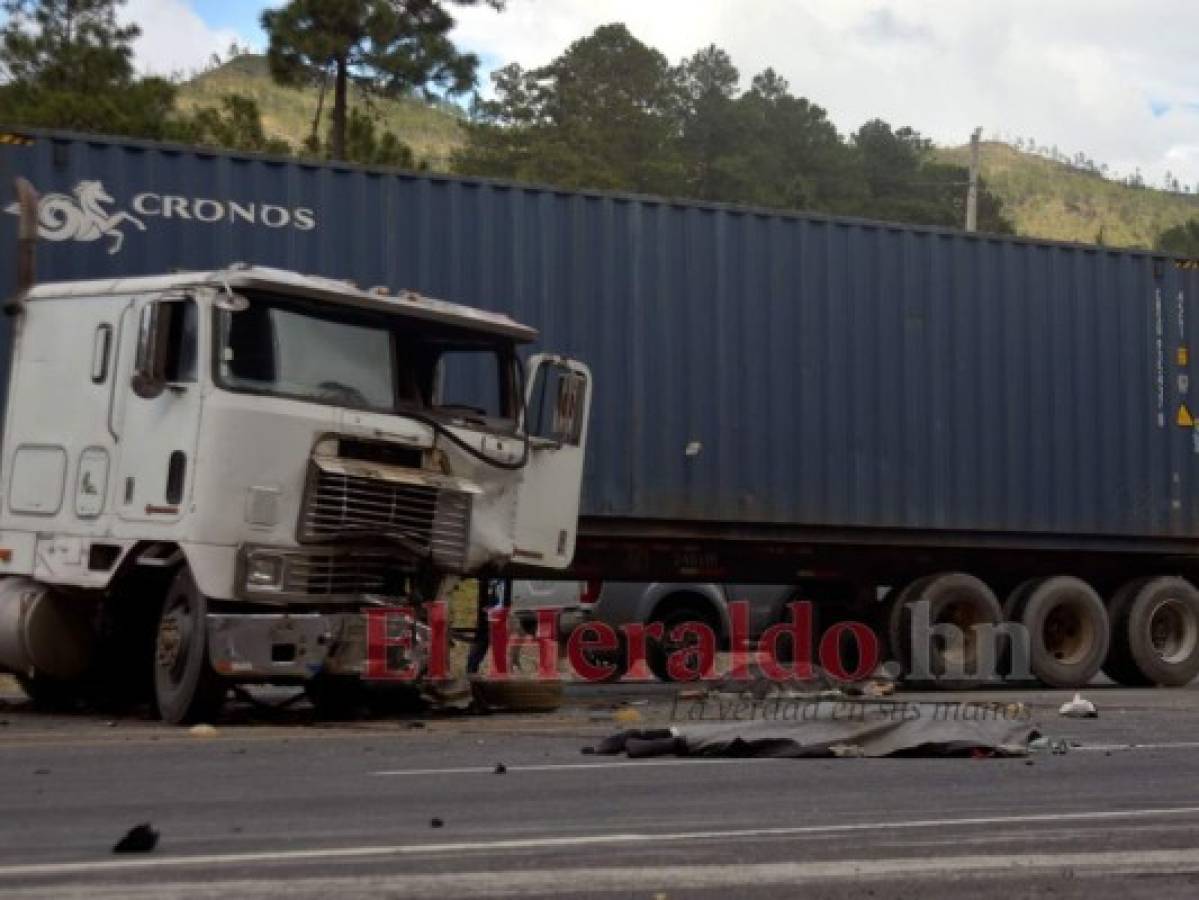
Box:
0 257 591 722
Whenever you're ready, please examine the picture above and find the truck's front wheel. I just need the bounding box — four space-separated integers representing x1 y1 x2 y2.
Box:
154 568 225 725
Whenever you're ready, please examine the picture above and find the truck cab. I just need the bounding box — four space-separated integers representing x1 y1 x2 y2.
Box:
0 264 591 721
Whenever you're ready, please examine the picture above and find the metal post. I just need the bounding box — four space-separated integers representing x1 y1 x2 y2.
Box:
966 127 982 233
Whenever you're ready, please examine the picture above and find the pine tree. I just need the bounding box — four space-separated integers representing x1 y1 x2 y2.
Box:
261 0 503 160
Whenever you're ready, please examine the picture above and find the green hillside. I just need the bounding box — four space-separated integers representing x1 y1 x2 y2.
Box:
937 141 1199 250
178 59 1199 250
176 54 467 169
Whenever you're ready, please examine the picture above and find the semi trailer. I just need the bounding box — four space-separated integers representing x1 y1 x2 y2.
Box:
4 128 1199 692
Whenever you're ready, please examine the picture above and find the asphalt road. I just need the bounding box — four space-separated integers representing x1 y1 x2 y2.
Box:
2 683 1199 898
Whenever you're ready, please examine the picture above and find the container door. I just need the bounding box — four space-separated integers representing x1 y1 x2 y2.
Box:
511 356 592 569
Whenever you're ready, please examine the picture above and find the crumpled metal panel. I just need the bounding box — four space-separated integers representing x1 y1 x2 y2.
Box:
5 129 1199 539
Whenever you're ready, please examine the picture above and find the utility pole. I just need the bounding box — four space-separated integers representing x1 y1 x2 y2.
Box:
966 126 982 233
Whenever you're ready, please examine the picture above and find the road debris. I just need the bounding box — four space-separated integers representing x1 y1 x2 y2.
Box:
494 763 507 774
189 723 219 737
430 817 445 829
112 823 159 854
1058 693 1098 718
1029 736 1070 754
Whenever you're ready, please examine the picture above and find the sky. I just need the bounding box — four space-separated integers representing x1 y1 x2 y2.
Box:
123 0 1199 188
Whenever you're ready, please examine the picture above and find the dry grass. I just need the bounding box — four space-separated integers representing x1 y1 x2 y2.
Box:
176 55 467 170
936 141 1199 249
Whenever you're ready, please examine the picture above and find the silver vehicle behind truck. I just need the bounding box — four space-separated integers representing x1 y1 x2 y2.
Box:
512 580 801 681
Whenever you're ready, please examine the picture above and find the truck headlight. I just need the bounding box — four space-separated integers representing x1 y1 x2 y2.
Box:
245 553 285 591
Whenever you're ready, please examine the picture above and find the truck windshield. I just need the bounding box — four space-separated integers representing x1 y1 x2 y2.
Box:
215 294 517 424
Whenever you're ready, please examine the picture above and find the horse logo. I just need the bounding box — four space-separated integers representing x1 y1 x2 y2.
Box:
5 180 145 255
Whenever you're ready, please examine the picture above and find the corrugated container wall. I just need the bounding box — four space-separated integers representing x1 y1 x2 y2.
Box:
3 130 1199 541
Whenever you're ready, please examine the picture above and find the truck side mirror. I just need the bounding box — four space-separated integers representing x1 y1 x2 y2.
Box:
525 357 588 445
131 301 170 399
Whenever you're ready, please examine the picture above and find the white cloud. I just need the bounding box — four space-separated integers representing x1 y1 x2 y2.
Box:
449 0 1199 187
122 0 244 79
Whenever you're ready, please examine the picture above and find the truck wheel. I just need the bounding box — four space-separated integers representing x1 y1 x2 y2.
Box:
890 573 1001 689
1020 576 1109 689
648 605 719 682
154 568 225 725
1101 578 1153 686
1002 578 1042 622
1105 577 1199 687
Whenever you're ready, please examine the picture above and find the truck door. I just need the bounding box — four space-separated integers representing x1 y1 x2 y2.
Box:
512 355 593 569
111 294 203 524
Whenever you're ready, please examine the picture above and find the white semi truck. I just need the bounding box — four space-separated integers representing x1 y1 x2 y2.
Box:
0 182 592 722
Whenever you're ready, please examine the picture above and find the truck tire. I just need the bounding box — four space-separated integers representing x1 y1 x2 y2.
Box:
648 603 720 683
154 568 225 725
1101 578 1153 686
1104 577 1199 687
1002 578 1042 622
1001 578 1044 684
1020 576 1109 689
890 573 1001 689
472 678 564 712
885 576 932 673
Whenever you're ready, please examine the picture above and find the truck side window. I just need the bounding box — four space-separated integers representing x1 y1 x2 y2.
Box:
437 349 509 421
164 300 198 383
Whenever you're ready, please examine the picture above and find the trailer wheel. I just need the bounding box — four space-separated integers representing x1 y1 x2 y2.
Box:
1101 579 1153 686
1020 576 1109 689
1002 578 1042 622
1105 577 1199 687
884 576 932 674
892 573 1002 689
153 568 225 725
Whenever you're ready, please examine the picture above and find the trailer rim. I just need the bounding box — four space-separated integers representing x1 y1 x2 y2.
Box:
1147 596 1199 666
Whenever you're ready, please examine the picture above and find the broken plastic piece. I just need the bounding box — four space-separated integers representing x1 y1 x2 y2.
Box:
1058 693 1098 718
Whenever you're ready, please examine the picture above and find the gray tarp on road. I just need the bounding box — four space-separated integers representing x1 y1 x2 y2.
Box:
592 700 1039 759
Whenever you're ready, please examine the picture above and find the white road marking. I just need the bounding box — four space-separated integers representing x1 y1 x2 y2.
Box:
6 849 1199 897
1073 740 1199 752
371 757 789 776
3 806 1199 879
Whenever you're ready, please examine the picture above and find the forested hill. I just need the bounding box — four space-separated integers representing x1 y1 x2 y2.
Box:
180 56 1195 251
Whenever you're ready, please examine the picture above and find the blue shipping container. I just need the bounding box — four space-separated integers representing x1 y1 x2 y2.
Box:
3 128 1199 547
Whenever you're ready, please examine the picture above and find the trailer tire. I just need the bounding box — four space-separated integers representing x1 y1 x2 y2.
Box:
1020 576 1109 689
1104 577 1199 687
884 576 932 675
153 568 225 725
1101 578 1154 686
1002 578 1042 622
892 573 1002 689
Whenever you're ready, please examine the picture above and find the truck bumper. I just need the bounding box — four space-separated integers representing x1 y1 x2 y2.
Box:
206 611 371 681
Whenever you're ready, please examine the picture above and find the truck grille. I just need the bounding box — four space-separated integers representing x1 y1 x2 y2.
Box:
282 551 392 598
300 463 472 571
